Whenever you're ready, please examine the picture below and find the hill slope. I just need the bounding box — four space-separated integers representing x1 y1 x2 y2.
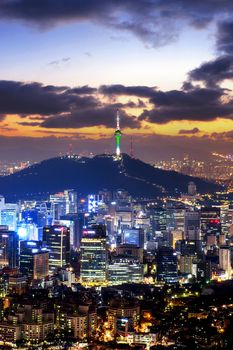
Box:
0 154 221 201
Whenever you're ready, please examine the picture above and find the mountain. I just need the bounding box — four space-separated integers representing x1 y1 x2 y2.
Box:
0 154 221 201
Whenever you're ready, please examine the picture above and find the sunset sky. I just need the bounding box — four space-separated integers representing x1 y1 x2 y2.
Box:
1 1 233 162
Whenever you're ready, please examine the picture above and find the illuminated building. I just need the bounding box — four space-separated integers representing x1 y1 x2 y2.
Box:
0 203 18 231
219 246 232 278
43 225 70 273
0 323 21 347
8 275 28 295
22 321 54 343
17 222 38 241
114 109 122 158
80 225 107 284
108 300 140 335
122 228 145 248
156 246 178 283
148 207 167 238
87 194 104 213
166 207 185 232
19 241 49 279
0 227 18 268
171 229 183 249
64 189 78 214
184 211 200 241
180 255 196 276
108 256 144 284
200 207 221 246
49 193 66 220
116 245 143 263
220 205 233 237
66 314 87 339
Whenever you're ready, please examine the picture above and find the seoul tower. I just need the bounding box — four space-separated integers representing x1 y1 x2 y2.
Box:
114 109 122 158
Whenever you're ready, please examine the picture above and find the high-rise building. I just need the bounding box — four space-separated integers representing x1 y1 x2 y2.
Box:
80 225 107 284
19 241 49 279
122 228 145 248
43 225 70 273
184 211 200 241
166 208 185 233
0 227 18 268
219 246 231 278
108 256 143 284
200 207 221 246
156 246 178 283
148 207 167 238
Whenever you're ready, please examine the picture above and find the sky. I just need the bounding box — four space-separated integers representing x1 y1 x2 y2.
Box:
1 0 233 162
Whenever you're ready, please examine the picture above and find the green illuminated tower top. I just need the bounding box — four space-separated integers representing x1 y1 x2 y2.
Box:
114 110 122 158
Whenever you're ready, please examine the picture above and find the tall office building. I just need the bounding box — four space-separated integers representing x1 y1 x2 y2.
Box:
200 207 221 246
148 207 167 238
0 227 18 268
156 246 178 283
122 228 144 248
184 211 200 241
64 189 78 214
19 240 49 279
43 225 70 273
80 225 107 284
108 256 143 284
219 246 232 278
166 208 185 233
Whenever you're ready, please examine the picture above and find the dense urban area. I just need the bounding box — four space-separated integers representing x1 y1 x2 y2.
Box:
0 153 233 349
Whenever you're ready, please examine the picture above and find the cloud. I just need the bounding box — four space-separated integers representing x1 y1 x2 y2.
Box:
18 121 41 127
40 105 140 129
2 78 233 127
99 84 156 98
179 128 200 135
217 20 233 54
1 1 233 45
188 55 233 87
188 20 233 87
48 56 71 66
0 80 99 117
211 130 233 140
139 86 233 124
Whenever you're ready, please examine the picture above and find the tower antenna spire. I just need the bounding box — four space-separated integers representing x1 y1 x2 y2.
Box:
116 109 120 130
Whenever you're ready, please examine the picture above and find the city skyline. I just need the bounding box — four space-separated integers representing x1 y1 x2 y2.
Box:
1 1 233 161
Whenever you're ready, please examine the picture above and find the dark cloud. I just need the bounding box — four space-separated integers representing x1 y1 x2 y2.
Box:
139 86 233 124
41 106 140 129
189 55 233 87
0 79 99 117
211 130 233 140
217 20 233 54
68 86 97 94
99 84 156 98
0 80 75 115
1 1 233 45
187 20 233 87
18 121 41 127
179 128 200 135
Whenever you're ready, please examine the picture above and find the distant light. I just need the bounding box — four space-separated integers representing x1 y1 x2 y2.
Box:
27 241 37 246
18 227 27 238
